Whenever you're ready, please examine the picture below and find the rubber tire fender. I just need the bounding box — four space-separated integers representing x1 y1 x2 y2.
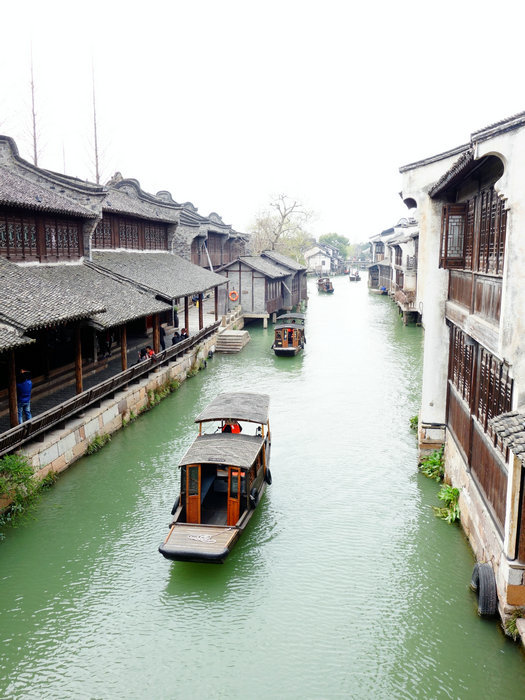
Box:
471 563 497 616
250 487 259 508
265 468 272 485
170 496 180 515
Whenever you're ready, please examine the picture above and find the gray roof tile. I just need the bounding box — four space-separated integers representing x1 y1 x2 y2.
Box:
489 411 525 461
0 257 105 331
89 250 227 299
0 166 96 218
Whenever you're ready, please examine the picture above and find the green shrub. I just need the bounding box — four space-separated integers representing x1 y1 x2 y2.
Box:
0 454 56 535
432 484 460 523
419 447 444 482
409 415 418 431
86 433 111 455
505 607 525 641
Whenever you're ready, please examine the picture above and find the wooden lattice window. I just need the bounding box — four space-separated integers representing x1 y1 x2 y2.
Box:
477 348 513 440
144 223 167 250
440 204 466 268
93 218 112 248
44 218 81 259
0 213 38 260
118 219 139 249
449 325 474 405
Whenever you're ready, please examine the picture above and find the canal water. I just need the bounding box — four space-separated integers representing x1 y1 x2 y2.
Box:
1 277 525 699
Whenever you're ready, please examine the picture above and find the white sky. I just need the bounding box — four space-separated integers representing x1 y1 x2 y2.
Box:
1 0 524 243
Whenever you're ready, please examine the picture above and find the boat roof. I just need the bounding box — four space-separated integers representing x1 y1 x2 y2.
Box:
275 314 306 323
275 322 304 330
276 313 306 321
178 433 264 469
194 391 270 424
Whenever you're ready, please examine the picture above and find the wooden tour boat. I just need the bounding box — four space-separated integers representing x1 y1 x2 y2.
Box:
348 269 361 282
272 313 306 356
317 277 334 293
159 392 272 563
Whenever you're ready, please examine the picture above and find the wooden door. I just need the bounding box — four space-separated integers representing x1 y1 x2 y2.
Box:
227 467 241 526
186 464 201 524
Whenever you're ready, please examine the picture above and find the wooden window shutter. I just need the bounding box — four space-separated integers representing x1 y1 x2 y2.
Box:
440 203 467 269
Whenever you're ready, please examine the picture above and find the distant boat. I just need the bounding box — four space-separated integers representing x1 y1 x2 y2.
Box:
159 392 272 563
317 277 334 293
348 269 361 282
272 313 306 356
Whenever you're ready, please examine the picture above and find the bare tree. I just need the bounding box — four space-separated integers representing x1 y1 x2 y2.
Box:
92 62 100 184
250 194 313 254
30 45 39 166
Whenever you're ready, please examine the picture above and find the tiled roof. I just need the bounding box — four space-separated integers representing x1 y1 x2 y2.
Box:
223 256 289 279
0 166 97 218
489 411 525 462
261 250 306 271
428 149 475 198
32 264 171 329
88 250 227 300
0 323 35 353
103 183 180 223
0 257 106 331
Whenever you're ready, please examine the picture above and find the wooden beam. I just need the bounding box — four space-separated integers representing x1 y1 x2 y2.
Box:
8 349 18 427
121 325 127 371
75 325 83 394
214 286 219 321
198 293 203 330
184 296 189 334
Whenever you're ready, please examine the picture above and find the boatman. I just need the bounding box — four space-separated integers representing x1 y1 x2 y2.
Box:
222 419 242 433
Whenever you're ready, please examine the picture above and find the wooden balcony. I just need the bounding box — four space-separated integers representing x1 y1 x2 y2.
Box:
448 270 501 323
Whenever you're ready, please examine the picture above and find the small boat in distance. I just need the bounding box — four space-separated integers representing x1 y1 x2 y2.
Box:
272 313 306 356
348 269 361 281
317 277 334 293
159 392 272 564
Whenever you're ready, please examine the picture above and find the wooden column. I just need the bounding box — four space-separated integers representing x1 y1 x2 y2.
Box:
214 286 219 321
198 293 203 330
75 325 83 394
184 296 190 334
8 349 18 427
120 325 127 371
153 314 160 354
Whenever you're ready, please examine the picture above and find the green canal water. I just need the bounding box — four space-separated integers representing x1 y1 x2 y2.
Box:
1 277 525 699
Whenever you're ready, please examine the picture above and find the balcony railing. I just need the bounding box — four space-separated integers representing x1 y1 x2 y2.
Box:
0 321 221 458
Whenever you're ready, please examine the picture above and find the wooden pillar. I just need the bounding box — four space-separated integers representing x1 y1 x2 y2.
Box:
93 327 98 363
43 328 50 379
120 325 127 371
198 293 203 330
153 314 160 354
8 349 18 427
184 296 190 334
214 286 219 321
75 325 83 394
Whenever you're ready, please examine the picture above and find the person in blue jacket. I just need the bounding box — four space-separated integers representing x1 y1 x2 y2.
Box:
16 370 32 423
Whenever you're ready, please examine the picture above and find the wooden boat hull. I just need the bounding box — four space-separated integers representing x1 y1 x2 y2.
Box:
273 345 301 356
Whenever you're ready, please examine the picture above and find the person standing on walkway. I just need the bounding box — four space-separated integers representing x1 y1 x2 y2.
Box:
16 370 32 423
160 325 166 351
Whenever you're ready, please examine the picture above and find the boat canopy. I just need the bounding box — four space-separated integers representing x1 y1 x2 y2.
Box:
194 392 270 425
274 322 304 331
178 433 264 469
275 313 305 322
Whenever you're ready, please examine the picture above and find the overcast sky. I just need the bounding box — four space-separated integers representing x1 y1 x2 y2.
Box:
1 0 524 242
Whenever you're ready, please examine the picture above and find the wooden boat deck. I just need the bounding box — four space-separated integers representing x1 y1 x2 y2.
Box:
160 523 240 562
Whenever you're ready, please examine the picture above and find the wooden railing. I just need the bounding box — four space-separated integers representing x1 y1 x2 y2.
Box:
448 270 501 323
0 321 221 458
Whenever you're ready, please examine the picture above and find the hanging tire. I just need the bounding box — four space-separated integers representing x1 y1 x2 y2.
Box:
250 487 259 508
265 468 272 485
170 496 180 515
471 563 497 616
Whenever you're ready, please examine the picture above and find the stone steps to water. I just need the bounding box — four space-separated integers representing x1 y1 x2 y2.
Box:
215 330 251 353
